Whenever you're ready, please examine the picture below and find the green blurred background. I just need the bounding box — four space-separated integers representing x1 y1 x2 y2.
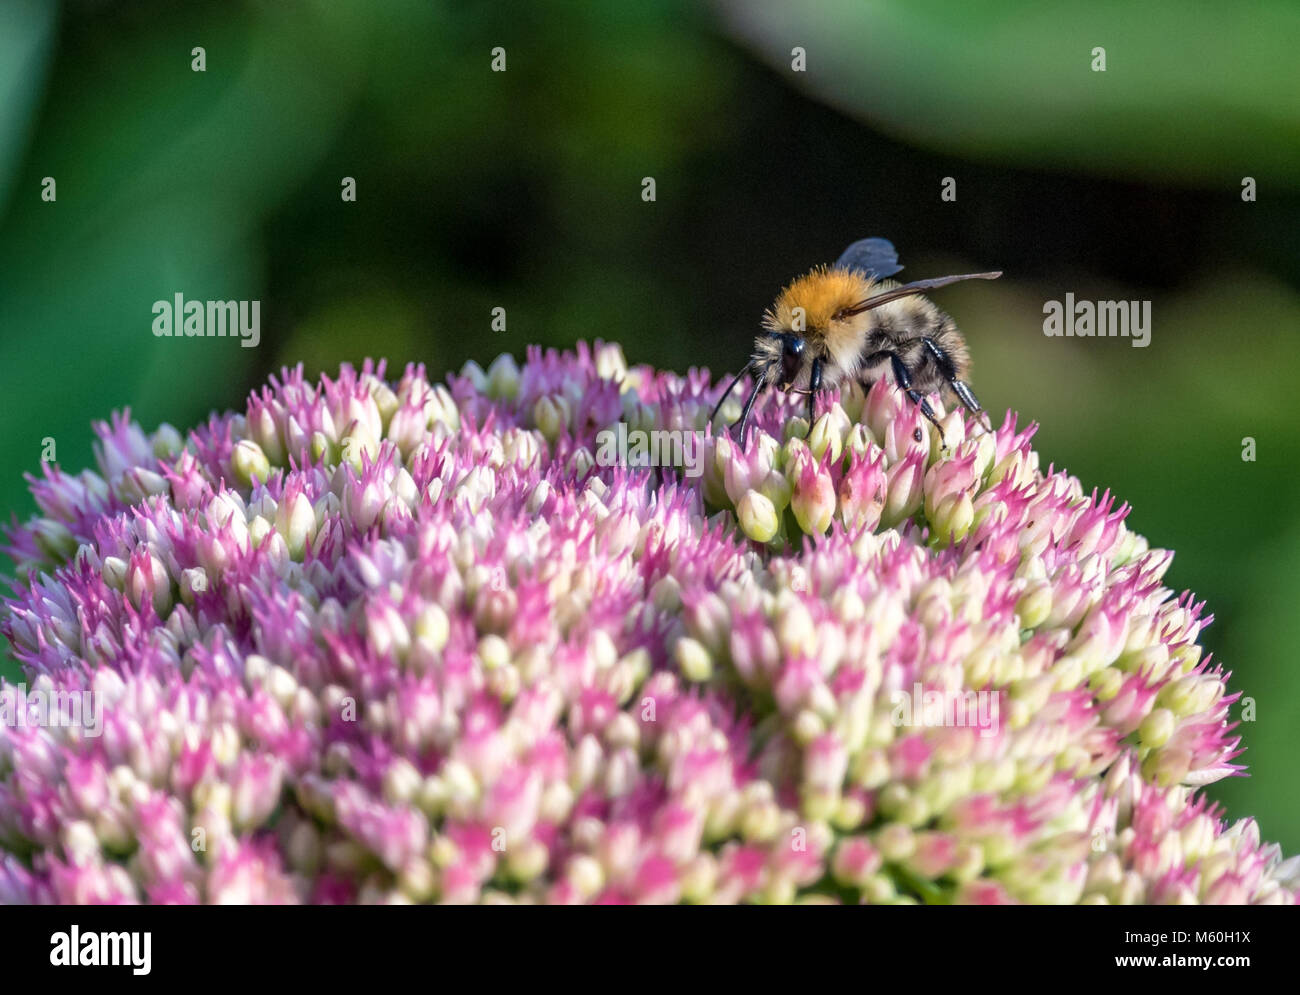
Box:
1 0 1297 850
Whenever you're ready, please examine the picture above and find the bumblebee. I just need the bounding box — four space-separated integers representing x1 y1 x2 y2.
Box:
711 238 1000 441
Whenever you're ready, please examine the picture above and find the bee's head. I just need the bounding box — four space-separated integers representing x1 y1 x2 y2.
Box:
710 331 811 441
752 332 806 391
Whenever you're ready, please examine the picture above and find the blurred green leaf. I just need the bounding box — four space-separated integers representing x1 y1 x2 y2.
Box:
0 0 58 208
1206 521 1300 852
719 0 1300 187
0 0 373 521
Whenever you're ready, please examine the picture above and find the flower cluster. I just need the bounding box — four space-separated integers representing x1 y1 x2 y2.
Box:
1 342 1295 904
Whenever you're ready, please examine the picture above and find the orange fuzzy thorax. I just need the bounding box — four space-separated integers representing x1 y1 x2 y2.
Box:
760 266 886 386
763 266 875 336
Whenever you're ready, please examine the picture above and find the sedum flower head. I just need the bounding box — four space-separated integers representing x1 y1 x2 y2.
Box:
0 342 1294 905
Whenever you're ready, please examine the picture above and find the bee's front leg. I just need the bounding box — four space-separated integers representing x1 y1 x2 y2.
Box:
736 379 767 444
806 358 823 431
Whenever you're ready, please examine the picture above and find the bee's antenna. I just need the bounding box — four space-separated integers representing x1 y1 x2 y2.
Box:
710 362 754 425
838 271 1002 318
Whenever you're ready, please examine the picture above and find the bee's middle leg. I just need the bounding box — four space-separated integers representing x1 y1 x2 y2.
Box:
885 353 942 433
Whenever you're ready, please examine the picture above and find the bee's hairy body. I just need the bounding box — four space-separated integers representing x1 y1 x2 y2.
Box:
712 238 999 443
756 267 969 396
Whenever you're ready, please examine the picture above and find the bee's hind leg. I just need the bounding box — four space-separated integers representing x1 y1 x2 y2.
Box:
951 379 992 432
922 337 992 431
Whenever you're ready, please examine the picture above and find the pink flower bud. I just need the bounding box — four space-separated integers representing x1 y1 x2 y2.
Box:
881 450 925 528
838 447 887 532
788 444 835 536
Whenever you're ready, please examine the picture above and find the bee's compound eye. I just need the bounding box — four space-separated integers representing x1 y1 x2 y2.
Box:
780 336 805 387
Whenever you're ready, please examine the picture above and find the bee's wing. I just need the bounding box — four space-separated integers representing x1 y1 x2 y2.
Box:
834 237 903 279
838 272 1003 318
